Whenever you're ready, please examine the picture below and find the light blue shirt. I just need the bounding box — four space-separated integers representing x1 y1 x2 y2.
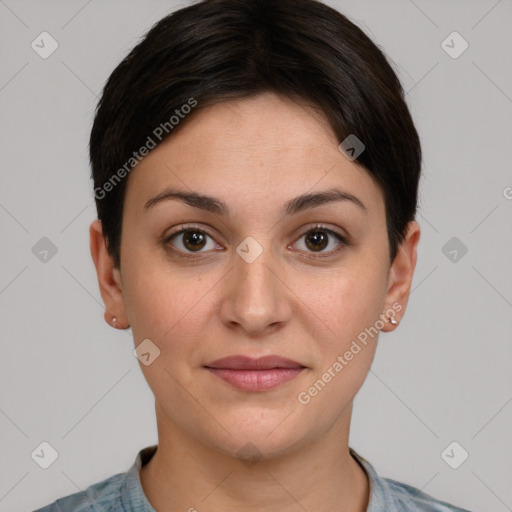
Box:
33 445 471 511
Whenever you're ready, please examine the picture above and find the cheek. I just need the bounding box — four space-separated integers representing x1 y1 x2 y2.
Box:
295 272 384 413
305 264 387 350
122 251 210 349
123 265 212 398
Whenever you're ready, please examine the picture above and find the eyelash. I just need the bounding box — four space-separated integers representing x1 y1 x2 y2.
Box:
164 223 349 260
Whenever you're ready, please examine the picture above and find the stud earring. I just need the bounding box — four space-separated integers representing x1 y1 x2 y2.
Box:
112 316 118 327
389 316 399 326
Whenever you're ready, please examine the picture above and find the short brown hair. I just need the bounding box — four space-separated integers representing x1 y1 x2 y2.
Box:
90 0 422 269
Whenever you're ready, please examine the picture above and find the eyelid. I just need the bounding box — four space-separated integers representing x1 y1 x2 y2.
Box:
166 223 217 240
293 223 348 244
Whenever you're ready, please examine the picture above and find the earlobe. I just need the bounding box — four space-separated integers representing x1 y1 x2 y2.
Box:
381 220 421 332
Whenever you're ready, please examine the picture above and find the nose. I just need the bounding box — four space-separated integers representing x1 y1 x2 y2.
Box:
219 241 292 336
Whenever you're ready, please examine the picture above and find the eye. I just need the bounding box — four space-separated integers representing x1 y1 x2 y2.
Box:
165 224 221 256
164 223 349 259
292 224 349 257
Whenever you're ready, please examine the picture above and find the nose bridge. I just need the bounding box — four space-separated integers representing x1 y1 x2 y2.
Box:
221 235 290 333
237 242 275 296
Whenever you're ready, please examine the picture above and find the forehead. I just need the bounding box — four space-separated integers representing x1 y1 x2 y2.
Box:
124 92 384 218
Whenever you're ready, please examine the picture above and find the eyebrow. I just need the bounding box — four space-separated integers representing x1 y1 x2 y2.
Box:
143 187 367 216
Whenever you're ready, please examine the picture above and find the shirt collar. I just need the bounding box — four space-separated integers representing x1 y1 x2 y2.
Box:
121 445 158 511
349 446 398 511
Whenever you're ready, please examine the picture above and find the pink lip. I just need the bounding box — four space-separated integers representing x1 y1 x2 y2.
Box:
204 355 306 392
206 368 305 391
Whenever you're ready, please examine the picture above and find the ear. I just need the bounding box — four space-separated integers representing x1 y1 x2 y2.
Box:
380 220 420 332
89 219 128 329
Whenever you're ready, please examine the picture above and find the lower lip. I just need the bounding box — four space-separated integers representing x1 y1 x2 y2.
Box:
206 367 305 391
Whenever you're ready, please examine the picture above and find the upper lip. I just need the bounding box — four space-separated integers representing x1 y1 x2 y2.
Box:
205 355 305 370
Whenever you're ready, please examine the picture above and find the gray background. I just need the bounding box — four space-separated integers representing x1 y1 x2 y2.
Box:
1 1 511 511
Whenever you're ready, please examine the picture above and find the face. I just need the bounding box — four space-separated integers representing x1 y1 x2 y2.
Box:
91 92 419 460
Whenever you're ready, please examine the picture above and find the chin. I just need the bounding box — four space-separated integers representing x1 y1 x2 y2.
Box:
202 414 312 462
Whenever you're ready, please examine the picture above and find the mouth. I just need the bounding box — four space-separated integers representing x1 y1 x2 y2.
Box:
205 355 305 370
204 355 306 392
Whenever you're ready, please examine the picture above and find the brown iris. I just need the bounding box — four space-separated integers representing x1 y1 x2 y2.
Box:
305 231 328 252
182 230 207 251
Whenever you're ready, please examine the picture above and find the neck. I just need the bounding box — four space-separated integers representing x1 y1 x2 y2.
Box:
140 403 369 512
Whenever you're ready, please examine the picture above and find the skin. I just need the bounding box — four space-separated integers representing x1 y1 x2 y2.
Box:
90 91 420 512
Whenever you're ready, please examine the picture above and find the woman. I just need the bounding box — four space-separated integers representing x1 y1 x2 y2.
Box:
35 0 471 510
